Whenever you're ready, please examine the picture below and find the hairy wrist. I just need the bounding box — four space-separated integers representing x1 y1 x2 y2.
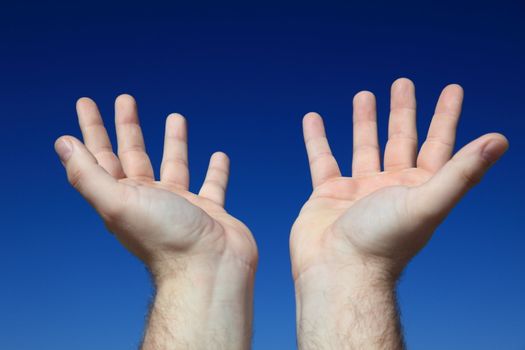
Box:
293 245 401 287
142 254 255 350
148 251 256 286
294 262 396 304
294 264 403 350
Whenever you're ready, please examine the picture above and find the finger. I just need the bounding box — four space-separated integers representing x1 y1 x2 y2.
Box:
352 91 381 177
412 133 508 222
302 112 341 188
55 136 126 217
115 94 154 180
199 152 230 206
76 97 125 179
384 78 418 171
417 84 464 172
160 113 189 189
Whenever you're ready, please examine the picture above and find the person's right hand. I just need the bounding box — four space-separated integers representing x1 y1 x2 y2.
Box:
56 95 258 349
55 95 257 280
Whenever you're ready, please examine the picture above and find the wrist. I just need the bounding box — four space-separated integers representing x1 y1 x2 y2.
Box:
143 254 256 350
294 264 402 350
149 251 256 287
294 262 396 304
292 245 400 291
153 257 255 316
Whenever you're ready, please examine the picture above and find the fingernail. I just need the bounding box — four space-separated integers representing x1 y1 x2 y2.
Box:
55 138 73 162
481 139 508 164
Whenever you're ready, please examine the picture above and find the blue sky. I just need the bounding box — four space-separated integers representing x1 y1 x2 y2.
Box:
0 1 523 349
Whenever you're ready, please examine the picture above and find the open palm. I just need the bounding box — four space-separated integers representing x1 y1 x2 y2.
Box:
56 95 257 274
291 79 508 278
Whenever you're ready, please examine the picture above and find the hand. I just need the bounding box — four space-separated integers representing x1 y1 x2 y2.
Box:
290 79 508 349
55 95 257 349
55 95 257 278
291 78 508 280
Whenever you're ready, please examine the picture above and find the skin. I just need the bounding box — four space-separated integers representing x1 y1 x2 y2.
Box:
291 78 509 349
54 95 257 350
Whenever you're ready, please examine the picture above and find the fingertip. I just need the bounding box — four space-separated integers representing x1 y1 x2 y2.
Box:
115 94 139 124
303 112 322 124
481 133 509 163
391 77 414 91
76 97 96 108
353 91 377 120
162 114 188 143
55 135 79 147
353 90 375 104
435 84 464 113
54 136 73 163
115 94 137 108
489 132 509 145
166 113 186 126
443 83 464 98
211 151 230 165
167 112 186 120
390 78 416 110
303 112 325 136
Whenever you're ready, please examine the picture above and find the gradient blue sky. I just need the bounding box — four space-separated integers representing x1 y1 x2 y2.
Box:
1 1 523 349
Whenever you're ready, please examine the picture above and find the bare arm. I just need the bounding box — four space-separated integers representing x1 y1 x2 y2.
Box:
290 79 508 349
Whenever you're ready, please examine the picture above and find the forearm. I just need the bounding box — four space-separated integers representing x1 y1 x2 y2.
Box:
294 264 404 350
141 255 255 350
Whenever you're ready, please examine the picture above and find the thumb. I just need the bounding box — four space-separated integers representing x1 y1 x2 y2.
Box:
55 136 124 216
413 133 508 221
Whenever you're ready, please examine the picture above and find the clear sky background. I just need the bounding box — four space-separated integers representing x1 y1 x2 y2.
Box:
1 1 523 349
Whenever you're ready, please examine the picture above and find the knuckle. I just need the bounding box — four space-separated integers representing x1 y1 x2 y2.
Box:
203 179 225 190
103 187 131 221
458 168 481 188
208 165 228 175
308 152 335 167
67 168 84 190
100 198 127 229
104 202 124 220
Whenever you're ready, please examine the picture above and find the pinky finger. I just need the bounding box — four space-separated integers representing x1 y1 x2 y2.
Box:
198 152 230 206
